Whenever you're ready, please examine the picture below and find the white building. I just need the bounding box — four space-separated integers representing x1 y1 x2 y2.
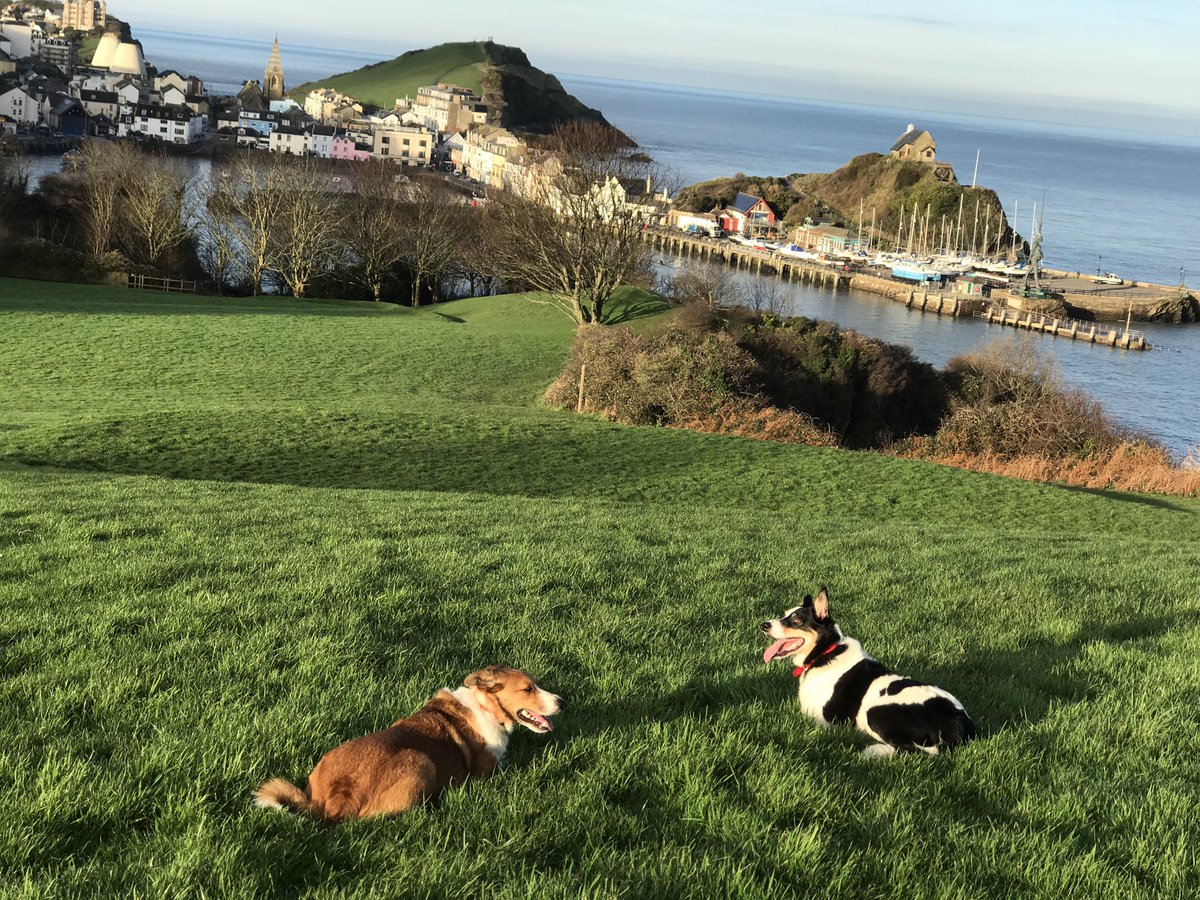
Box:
0 84 37 123
118 103 205 144
268 123 336 158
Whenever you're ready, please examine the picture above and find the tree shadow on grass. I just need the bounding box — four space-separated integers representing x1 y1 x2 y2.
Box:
1056 483 1197 514
602 296 671 326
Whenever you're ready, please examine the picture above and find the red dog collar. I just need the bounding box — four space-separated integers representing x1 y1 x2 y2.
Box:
793 642 841 678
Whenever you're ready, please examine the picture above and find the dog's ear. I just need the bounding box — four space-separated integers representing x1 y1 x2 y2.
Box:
464 669 505 693
801 594 814 607
814 587 831 620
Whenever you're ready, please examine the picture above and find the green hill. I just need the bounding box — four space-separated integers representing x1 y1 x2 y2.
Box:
293 41 489 108
1 277 1197 897
292 40 619 136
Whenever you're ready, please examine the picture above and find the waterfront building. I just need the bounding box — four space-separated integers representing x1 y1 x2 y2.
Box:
117 102 206 144
264 36 285 102
77 87 118 119
668 209 720 236
0 84 38 123
790 218 867 254
269 123 336 158
62 0 106 32
47 93 86 135
718 192 779 237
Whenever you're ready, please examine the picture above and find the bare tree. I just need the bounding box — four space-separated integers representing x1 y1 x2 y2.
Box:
227 153 289 295
191 173 245 294
486 121 670 326
341 160 408 302
402 176 470 307
78 140 138 257
658 262 744 310
266 161 345 298
121 158 190 269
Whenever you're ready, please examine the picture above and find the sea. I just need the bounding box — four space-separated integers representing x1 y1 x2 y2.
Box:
21 31 1200 456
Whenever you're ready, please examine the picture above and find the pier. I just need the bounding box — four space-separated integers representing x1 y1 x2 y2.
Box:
644 228 983 318
976 305 1149 350
644 228 850 291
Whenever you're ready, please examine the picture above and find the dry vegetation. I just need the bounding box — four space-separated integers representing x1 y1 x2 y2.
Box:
549 311 1199 499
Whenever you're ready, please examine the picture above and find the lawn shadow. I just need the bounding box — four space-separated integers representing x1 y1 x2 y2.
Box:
602 297 671 326
911 614 1181 734
1056 483 1197 514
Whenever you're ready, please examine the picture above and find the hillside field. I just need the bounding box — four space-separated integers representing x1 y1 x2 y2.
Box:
1 277 1198 898
291 42 488 109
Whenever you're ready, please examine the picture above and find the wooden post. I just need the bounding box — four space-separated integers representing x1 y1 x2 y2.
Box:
577 363 587 413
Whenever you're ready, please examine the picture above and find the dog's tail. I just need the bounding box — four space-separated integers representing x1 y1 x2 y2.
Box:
254 777 311 815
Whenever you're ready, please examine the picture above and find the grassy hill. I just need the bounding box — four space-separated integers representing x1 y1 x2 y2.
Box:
1 277 1198 897
292 40 619 136
292 41 489 109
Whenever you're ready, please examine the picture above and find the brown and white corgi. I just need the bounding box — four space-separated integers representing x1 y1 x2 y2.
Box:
254 666 564 822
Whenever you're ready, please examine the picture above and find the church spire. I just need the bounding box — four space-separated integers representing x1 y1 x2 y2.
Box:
264 35 285 102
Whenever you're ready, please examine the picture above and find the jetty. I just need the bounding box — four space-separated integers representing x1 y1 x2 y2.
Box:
644 228 848 290
977 304 1149 350
644 227 984 318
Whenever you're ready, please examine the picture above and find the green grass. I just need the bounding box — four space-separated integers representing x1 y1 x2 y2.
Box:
1 276 1198 898
291 42 489 109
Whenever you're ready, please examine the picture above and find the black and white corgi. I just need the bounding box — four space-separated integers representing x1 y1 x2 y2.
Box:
761 587 974 758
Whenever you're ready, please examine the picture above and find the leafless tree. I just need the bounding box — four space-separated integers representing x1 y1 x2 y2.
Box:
78 140 138 257
485 121 671 326
191 172 245 294
265 160 346 298
658 262 744 310
121 158 190 269
226 153 289 295
402 176 470 307
340 160 409 302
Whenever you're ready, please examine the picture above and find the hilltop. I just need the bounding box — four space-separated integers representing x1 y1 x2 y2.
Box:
292 40 622 137
678 152 1020 249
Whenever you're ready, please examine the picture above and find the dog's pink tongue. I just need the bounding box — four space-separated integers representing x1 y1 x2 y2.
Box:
763 639 794 663
527 712 553 732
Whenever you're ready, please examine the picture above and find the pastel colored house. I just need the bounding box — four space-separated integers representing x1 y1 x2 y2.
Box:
718 192 778 237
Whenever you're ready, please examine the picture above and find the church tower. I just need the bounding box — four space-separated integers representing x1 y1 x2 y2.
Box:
264 36 285 102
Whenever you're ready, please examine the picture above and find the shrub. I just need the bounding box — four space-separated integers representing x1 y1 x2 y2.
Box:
932 341 1130 459
546 306 946 449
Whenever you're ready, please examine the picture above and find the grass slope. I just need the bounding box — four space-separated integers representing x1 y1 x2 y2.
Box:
291 42 489 109
1 277 1199 898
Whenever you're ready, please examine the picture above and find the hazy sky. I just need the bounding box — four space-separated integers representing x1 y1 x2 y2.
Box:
114 0 1199 129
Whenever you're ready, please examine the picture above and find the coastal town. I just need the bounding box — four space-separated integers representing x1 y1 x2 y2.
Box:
0 1 1192 331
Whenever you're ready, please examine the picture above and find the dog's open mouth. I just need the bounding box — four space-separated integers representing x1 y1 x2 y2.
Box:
517 709 554 733
763 638 805 663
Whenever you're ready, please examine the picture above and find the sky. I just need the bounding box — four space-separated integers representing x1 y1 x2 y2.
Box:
111 0 1200 133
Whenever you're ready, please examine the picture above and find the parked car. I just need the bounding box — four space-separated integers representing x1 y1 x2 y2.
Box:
1091 272 1124 285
